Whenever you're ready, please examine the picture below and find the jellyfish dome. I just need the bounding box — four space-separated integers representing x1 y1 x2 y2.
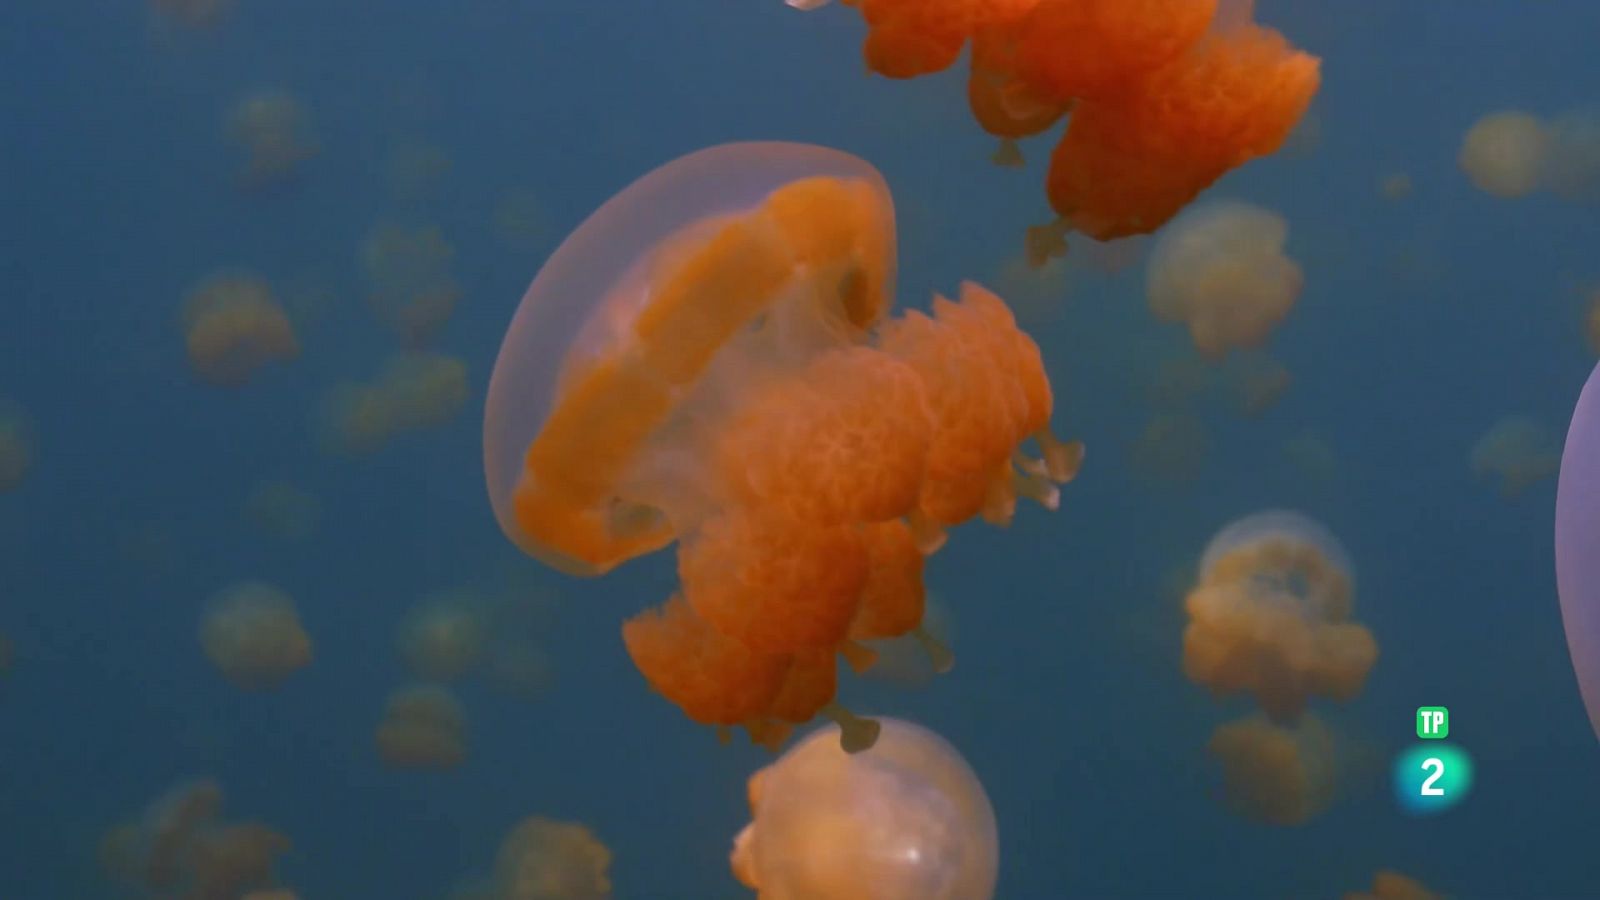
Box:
1557 361 1600 743
729 717 998 900
484 142 1080 750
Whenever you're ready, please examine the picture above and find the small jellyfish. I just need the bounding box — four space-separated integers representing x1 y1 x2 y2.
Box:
1208 712 1336 825
397 591 488 682
226 90 320 190
1145 201 1303 359
0 398 34 492
318 351 469 455
1557 361 1600 744
199 582 312 690
100 778 290 899
181 273 299 387
1459 110 1550 199
1470 415 1560 498
1184 510 1376 720
243 480 321 542
1343 870 1443 900
484 142 1077 751
361 222 461 346
730 717 997 900
375 683 468 769
494 817 613 900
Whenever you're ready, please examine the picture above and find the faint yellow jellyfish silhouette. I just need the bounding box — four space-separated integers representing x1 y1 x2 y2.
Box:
1224 353 1292 418
1183 510 1377 720
1283 429 1339 483
150 0 231 28
1379 172 1414 200
1542 111 1600 204
731 717 997 900
319 352 469 455
1146 201 1303 359
226 91 320 190
361 222 461 346
187 823 294 900
199 582 312 690
386 140 453 203
243 481 321 542
397 591 488 682
1343 870 1443 900
1129 413 1210 483
0 398 33 492
375 683 468 769
495 817 613 900
181 273 299 388
1208 712 1336 825
1470 415 1560 497
495 187 548 249
100 777 292 899
1459 111 1550 199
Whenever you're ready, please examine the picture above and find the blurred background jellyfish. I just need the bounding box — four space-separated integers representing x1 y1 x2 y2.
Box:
318 351 469 455
0 397 34 492
199 581 313 690
729 717 997 900
1222 353 1292 418
225 90 320 190
397 590 488 682
1182 510 1377 720
180 272 299 388
494 817 613 900
1207 713 1336 826
483 142 1080 751
1471 415 1561 498
375 683 467 769
242 480 321 542
361 221 461 346
1459 110 1550 199
1145 201 1304 359
1342 870 1443 900
100 777 291 899
1557 361 1600 744
793 0 1319 258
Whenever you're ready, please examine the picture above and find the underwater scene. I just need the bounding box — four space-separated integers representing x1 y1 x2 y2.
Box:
3 1 1600 897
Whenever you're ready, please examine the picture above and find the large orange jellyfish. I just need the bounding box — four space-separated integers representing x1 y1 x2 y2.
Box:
791 0 1319 258
730 717 998 899
484 142 1081 751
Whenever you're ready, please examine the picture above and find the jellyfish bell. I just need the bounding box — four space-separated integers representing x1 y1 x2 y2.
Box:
483 142 896 576
1198 509 1352 594
1557 360 1600 744
730 717 997 900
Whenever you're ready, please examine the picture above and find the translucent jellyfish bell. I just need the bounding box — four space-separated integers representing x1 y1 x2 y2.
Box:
483 142 896 575
1199 509 1353 598
730 718 998 900
1557 361 1600 743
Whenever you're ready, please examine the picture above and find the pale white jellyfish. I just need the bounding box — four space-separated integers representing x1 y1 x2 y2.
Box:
1471 415 1560 497
1459 111 1550 199
1146 201 1303 359
730 718 997 900
199 582 312 690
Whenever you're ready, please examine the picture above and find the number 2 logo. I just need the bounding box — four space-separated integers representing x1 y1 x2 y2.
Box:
1420 757 1445 796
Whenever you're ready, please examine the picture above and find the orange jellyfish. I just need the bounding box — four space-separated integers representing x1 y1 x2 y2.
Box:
1208 712 1337 825
792 1 1319 258
484 142 1081 750
1183 511 1377 721
730 717 998 899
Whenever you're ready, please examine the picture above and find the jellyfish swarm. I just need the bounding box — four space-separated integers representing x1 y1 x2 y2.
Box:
796 0 1318 254
483 142 1081 751
1182 511 1377 721
729 717 997 900
1557 361 1600 744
